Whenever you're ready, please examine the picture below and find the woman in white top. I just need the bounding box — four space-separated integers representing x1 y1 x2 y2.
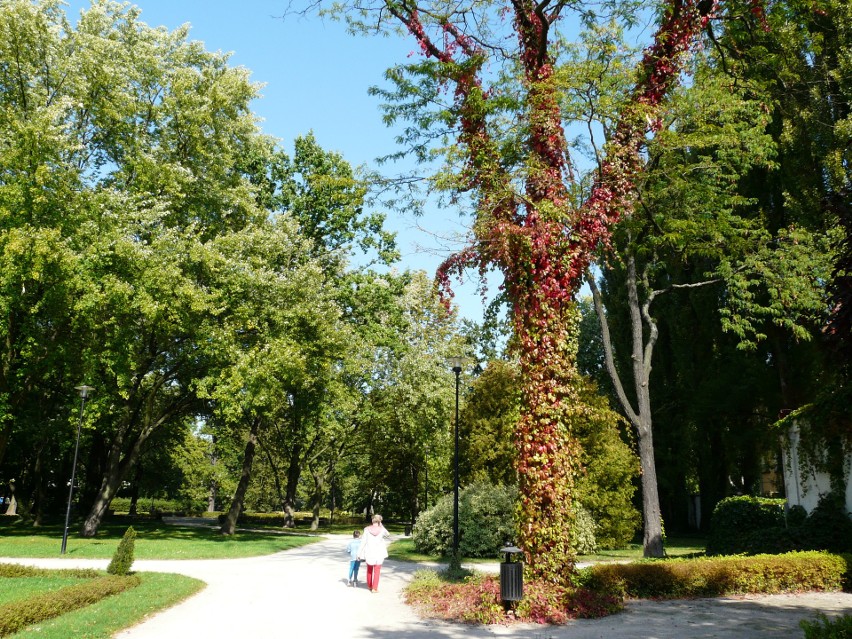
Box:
357 514 390 592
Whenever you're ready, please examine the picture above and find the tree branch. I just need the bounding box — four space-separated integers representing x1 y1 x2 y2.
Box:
585 269 641 428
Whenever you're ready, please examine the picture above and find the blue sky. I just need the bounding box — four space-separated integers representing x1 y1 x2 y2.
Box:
66 0 491 320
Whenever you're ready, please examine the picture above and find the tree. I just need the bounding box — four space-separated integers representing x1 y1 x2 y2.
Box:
0 0 337 535
349 271 460 523
459 360 640 549
323 0 717 576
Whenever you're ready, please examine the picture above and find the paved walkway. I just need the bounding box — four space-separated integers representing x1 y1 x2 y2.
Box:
3 535 851 638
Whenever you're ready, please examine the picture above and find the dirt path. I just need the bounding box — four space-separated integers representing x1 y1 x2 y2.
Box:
3 536 851 638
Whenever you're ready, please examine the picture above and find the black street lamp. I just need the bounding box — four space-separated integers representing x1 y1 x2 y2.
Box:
61 385 94 555
448 356 465 559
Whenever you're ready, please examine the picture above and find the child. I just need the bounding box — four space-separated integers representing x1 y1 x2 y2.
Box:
345 530 361 586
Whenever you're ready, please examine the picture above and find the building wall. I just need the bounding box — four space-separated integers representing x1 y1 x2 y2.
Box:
782 425 852 514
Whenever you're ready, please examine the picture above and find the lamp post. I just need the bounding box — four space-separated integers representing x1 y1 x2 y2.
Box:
61 385 94 555
447 356 465 560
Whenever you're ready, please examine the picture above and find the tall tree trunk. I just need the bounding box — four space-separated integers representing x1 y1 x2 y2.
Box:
127 464 142 516
81 394 187 537
282 443 301 528
32 443 46 526
261 444 286 512
221 419 260 535
587 254 665 557
309 466 323 532
207 435 217 512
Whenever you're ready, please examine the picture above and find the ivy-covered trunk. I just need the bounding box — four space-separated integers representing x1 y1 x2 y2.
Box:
513 297 583 577
383 0 717 582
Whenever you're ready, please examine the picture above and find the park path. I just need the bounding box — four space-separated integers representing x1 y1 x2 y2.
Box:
3 535 851 638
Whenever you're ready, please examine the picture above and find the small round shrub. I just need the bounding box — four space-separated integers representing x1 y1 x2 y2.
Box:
412 482 517 558
706 496 786 556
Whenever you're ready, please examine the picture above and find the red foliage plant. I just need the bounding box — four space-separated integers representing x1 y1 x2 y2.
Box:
385 0 719 582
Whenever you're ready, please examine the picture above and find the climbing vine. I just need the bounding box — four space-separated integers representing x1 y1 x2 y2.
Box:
381 0 718 581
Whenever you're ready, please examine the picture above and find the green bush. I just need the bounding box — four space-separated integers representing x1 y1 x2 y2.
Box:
107 526 136 576
571 504 597 556
585 551 847 599
412 483 517 558
109 497 186 514
801 613 852 638
706 496 787 555
788 504 809 526
799 494 852 554
707 494 852 557
0 573 140 636
214 511 363 528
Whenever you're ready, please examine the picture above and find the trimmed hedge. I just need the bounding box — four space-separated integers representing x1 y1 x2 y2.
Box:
0 573 140 636
706 496 786 556
584 551 849 599
707 494 852 556
216 512 363 528
0 564 98 579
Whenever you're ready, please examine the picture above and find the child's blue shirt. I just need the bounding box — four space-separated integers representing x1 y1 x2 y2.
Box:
346 538 361 561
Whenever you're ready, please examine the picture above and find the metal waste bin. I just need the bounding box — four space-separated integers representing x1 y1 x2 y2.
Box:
499 545 523 602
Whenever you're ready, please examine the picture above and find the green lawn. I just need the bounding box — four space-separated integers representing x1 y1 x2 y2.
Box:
0 519 318 560
388 535 707 565
6 572 203 639
580 536 707 563
0 575 87 605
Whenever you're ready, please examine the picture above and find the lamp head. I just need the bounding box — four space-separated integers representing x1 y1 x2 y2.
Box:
75 385 95 399
447 356 466 373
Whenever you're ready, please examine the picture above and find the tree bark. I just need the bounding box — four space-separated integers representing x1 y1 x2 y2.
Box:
309 465 323 531
282 443 301 528
221 418 260 535
128 464 142 516
207 435 217 512
587 254 665 557
80 390 189 537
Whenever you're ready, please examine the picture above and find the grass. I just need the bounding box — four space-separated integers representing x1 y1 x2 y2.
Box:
580 536 707 563
388 535 708 565
0 519 318 560
0 575 88 605
6 571 203 639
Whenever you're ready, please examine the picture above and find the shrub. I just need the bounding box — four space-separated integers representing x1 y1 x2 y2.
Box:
571 504 597 556
799 494 852 554
403 569 622 624
107 526 136 576
585 551 847 599
0 573 140 636
708 493 852 557
706 496 786 556
801 613 852 639
788 504 809 526
412 483 517 558
0 564 98 579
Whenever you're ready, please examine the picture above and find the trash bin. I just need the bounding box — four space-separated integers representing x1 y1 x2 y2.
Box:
499 545 523 602
404 523 412 536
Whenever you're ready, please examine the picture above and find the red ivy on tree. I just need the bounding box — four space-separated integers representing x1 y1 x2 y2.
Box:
387 0 718 581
